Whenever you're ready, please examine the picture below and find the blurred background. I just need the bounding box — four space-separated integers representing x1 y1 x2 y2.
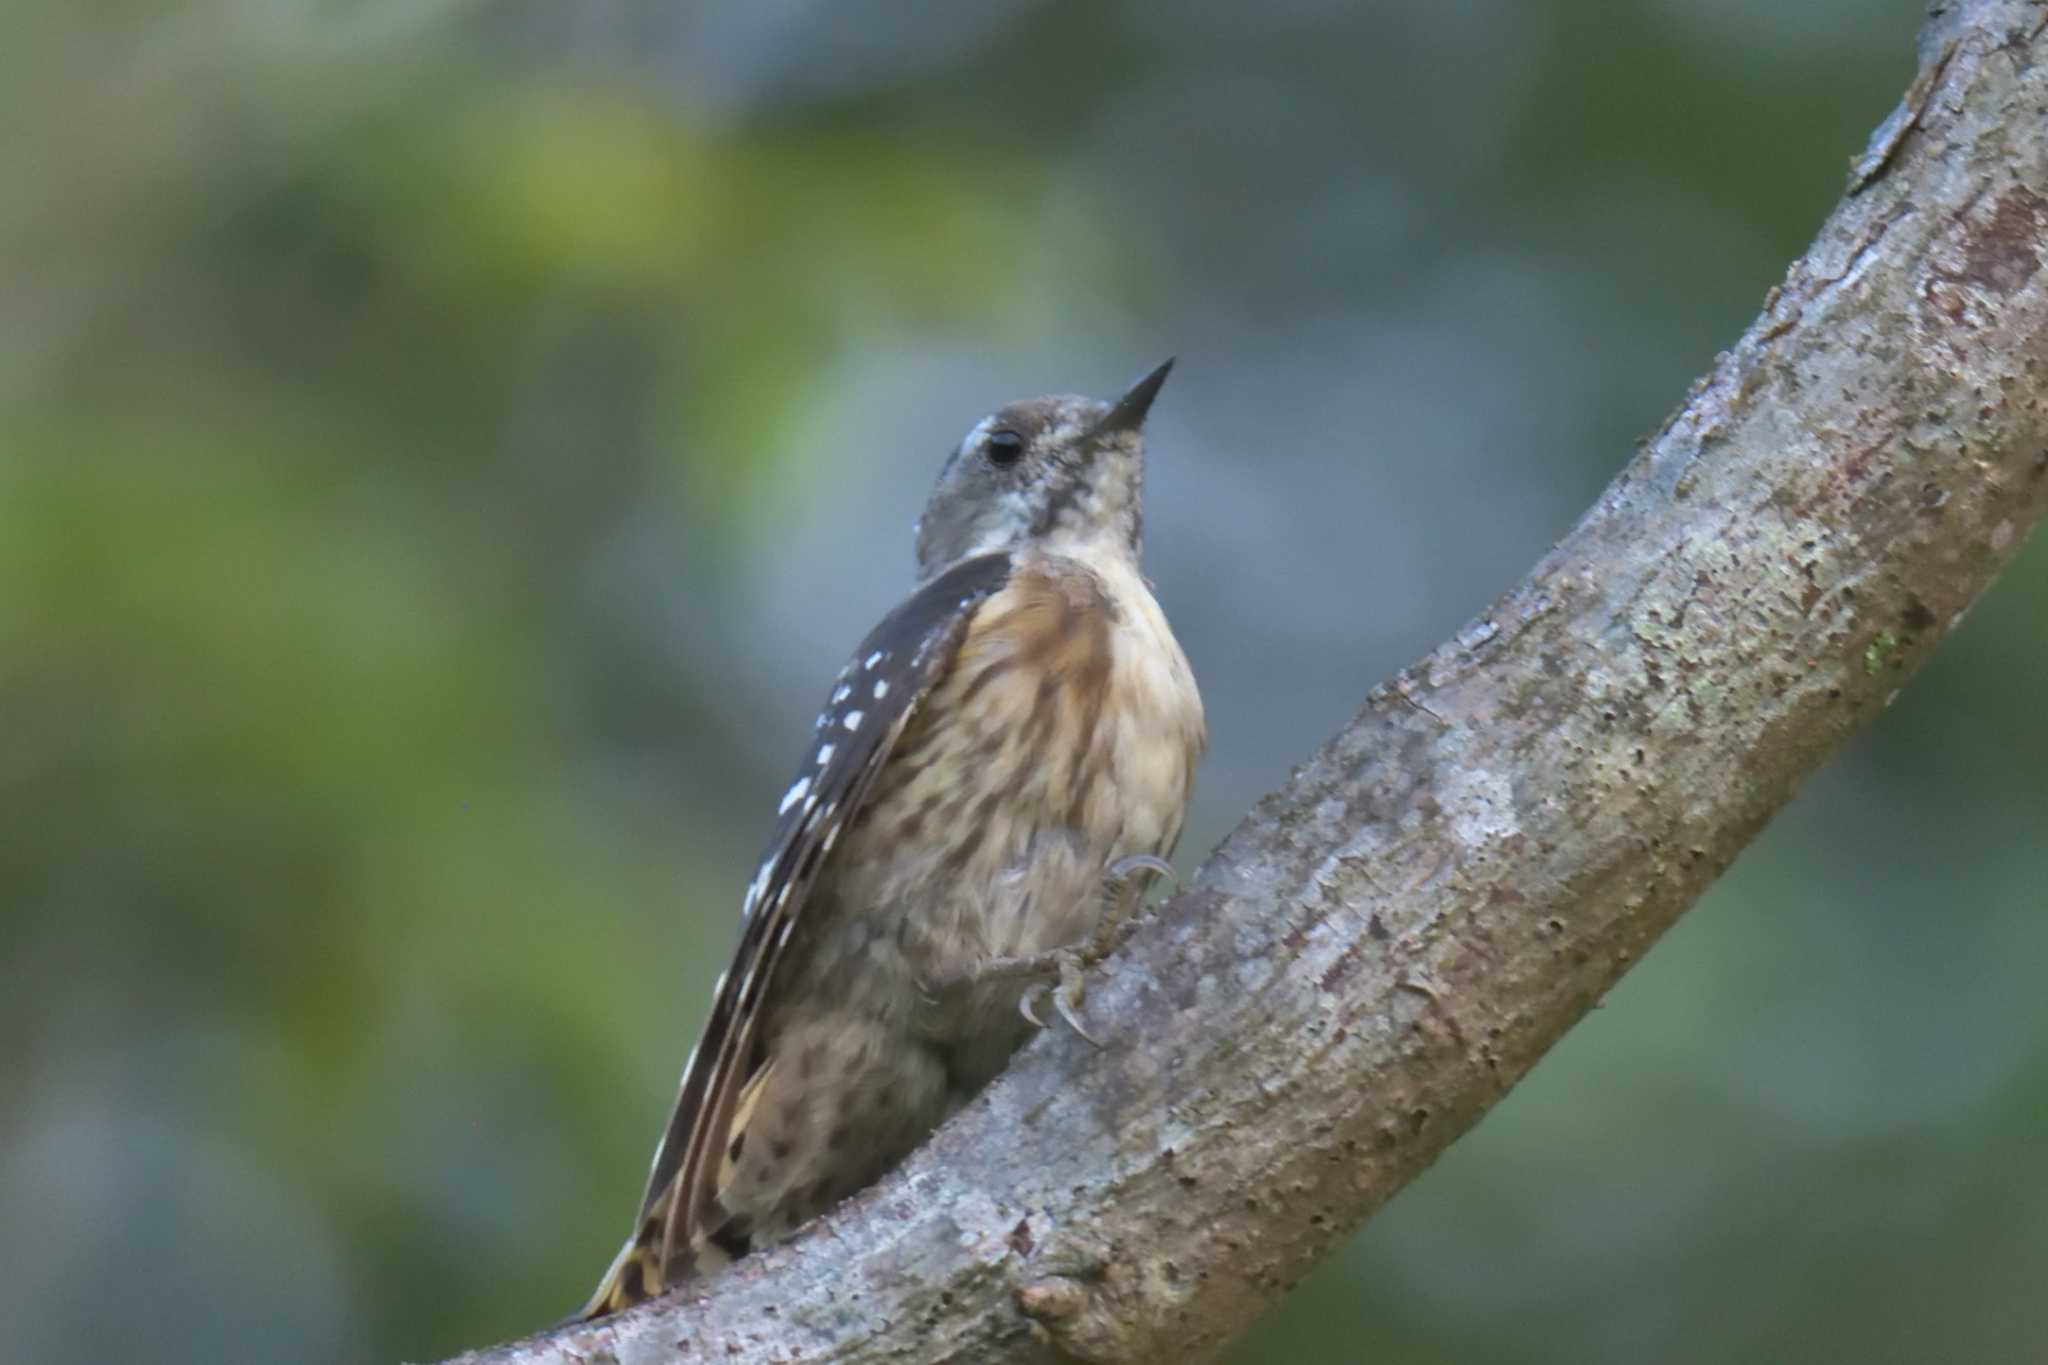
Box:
4 0 2043 1361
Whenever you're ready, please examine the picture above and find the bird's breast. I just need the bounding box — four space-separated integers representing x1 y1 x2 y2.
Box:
836 553 1204 980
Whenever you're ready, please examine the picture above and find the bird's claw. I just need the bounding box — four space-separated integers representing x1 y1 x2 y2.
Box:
994 854 1180 1045
1019 948 1104 1047
1106 852 1177 888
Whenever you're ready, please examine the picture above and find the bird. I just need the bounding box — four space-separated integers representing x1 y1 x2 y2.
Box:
581 360 1206 1318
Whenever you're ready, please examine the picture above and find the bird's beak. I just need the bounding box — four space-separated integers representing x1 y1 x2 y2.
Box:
1092 358 1175 438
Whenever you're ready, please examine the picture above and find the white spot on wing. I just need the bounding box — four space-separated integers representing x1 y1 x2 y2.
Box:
832 684 851 704
741 861 771 918
778 776 810 814
842 709 864 730
872 679 889 700
865 650 887 670
816 742 835 765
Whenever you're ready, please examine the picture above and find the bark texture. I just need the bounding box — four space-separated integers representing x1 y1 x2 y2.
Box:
444 3 2048 1360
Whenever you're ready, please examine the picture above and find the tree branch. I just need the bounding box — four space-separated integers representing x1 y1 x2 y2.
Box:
445 3 2048 1360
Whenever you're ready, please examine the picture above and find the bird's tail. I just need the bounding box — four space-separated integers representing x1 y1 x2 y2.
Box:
578 1235 656 1320
579 1220 749 1319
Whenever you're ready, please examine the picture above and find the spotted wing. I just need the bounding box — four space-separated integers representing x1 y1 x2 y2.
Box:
582 552 1013 1317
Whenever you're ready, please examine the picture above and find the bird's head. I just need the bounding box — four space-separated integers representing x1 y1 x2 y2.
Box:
914 360 1174 579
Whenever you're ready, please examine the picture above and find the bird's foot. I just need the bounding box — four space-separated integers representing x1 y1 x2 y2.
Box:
1017 945 1103 1046
942 853 1178 1046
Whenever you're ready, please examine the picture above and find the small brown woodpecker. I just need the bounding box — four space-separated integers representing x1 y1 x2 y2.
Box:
582 361 1205 1317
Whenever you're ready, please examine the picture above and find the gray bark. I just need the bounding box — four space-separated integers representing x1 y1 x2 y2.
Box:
442 3 2048 1360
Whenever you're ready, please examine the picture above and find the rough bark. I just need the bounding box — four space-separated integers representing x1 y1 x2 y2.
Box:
443 3 2048 1360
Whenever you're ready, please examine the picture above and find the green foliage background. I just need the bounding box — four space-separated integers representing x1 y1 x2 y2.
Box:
3 2 2042 1362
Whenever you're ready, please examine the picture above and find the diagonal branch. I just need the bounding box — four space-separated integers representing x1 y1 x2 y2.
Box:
445 3 2048 1360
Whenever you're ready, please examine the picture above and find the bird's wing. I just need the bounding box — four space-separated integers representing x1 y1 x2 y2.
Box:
581 552 1013 1317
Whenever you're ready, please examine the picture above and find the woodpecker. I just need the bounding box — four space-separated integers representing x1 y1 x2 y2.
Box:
582 361 1205 1318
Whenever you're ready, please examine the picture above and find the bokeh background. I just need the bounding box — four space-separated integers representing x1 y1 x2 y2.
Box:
5 1 2044 1361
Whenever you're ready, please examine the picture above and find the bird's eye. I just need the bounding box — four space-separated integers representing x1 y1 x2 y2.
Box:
984 429 1026 467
